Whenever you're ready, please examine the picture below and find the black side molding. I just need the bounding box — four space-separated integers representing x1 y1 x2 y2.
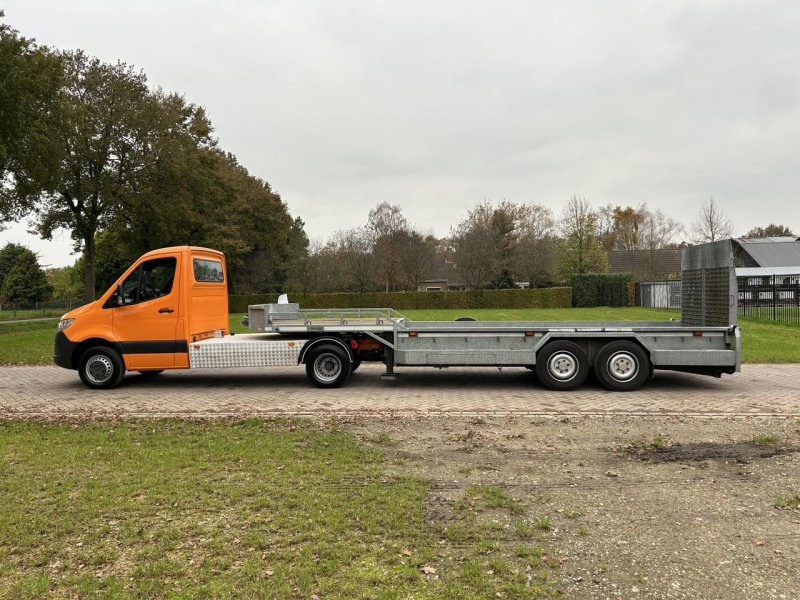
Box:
118 340 189 354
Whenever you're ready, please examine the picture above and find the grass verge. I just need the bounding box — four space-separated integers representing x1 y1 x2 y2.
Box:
0 419 550 599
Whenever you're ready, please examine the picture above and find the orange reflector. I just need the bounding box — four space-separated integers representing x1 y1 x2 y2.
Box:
288 341 296 347
409 331 418 337
525 331 534 336
693 331 703 337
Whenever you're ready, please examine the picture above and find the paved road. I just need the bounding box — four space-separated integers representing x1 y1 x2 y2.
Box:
1 363 798 417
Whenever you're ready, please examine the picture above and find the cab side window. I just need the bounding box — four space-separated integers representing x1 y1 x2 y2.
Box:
119 257 177 305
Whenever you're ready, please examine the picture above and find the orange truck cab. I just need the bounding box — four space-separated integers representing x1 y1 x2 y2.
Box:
55 246 229 388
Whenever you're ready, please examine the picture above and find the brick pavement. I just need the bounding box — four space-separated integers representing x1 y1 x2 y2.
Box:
1 363 799 417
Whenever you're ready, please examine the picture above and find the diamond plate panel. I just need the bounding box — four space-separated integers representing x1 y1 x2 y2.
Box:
189 339 306 368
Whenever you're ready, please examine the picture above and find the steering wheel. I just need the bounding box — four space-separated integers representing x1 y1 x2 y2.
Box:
143 283 158 299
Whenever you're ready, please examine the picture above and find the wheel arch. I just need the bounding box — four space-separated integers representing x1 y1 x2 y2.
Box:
298 336 353 365
72 337 122 369
533 333 653 367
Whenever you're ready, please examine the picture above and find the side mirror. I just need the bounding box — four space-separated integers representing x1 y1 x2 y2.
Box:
104 285 124 309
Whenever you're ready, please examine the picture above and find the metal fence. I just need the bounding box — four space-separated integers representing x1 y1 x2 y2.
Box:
637 280 682 309
637 276 800 324
737 274 800 324
0 299 86 320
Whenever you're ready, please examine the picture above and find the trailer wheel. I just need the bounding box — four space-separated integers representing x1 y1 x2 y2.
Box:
305 345 351 388
595 341 649 392
78 346 126 389
535 341 589 391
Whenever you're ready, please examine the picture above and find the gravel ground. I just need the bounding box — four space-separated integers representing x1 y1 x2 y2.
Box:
345 415 800 600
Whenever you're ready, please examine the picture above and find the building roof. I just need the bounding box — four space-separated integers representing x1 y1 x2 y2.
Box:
735 240 800 268
736 267 800 277
608 249 682 281
736 236 799 243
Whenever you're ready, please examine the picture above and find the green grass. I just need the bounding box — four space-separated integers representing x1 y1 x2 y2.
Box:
0 419 561 599
1 309 798 365
752 433 780 446
0 308 72 321
774 494 800 509
0 319 57 365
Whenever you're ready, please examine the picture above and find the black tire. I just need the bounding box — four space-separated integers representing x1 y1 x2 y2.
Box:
138 370 164 377
78 346 126 389
535 340 589 391
305 344 352 388
594 341 650 392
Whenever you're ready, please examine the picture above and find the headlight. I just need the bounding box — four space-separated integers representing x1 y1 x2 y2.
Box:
58 318 75 331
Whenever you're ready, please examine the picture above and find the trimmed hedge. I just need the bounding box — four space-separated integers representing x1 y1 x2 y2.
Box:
229 287 572 313
571 273 635 307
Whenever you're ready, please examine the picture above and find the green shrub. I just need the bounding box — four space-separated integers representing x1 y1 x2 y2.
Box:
571 273 634 307
229 287 572 313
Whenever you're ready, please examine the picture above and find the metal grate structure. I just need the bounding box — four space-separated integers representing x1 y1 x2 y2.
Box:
738 273 800 324
681 240 738 327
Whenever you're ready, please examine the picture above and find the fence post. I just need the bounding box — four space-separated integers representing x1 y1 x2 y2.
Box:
772 276 777 321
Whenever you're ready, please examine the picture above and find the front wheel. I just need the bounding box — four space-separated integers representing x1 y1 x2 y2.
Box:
305 345 352 388
535 341 589 391
594 341 650 391
78 346 126 389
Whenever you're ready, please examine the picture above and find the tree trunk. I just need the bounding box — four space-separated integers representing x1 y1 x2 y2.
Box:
83 234 96 303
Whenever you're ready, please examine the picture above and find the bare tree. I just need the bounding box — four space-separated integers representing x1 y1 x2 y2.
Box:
691 197 733 243
639 207 684 278
514 204 558 287
368 202 408 291
330 227 374 293
397 230 436 290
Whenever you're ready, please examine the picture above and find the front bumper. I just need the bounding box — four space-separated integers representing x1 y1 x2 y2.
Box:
54 330 77 369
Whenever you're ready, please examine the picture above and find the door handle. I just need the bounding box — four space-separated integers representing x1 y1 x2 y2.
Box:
159 308 175 314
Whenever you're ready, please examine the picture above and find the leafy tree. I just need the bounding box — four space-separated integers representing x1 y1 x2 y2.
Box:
559 195 608 278
0 242 27 290
0 247 52 305
47 265 82 301
691 197 733 243
744 224 795 238
1 51 157 301
452 201 535 289
0 12 62 176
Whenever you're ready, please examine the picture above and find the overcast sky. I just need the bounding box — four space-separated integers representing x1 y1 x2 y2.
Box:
2 0 799 267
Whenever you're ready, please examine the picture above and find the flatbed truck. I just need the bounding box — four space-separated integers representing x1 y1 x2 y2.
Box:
54 241 741 392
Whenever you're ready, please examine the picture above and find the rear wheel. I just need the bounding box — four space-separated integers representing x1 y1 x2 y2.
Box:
535 341 589 391
595 341 650 391
305 345 352 388
78 346 126 389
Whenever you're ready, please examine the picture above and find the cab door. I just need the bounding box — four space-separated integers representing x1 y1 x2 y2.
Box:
112 254 182 370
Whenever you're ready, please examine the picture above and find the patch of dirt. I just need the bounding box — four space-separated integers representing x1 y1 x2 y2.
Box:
623 440 800 464
346 415 800 600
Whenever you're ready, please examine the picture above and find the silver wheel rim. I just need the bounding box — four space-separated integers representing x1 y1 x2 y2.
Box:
313 353 342 383
547 351 579 381
85 355 114 384
607 351 638 382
